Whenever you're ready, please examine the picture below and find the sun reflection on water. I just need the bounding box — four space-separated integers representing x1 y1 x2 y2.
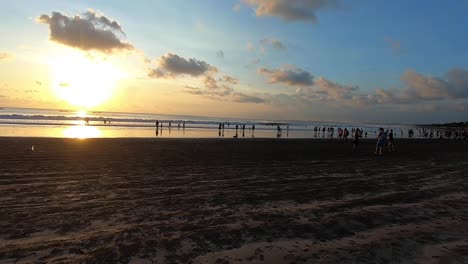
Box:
63 125 101 139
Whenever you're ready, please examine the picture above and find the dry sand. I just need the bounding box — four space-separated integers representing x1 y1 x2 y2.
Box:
0 138 467 263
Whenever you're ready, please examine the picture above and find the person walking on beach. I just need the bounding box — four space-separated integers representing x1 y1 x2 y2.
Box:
353 128 360 152
218 123 222 137
183 121 185 130
235 125 239 138
375 128 388 155
343 128 349 141
388 129 395 152
277 125 282 138
242 124 245 137
252 124 255 137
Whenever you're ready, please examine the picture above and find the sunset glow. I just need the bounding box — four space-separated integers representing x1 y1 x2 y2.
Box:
49 51 124 108
63 125 101 139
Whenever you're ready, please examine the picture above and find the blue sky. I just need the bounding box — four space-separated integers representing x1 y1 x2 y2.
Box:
0 0 467 123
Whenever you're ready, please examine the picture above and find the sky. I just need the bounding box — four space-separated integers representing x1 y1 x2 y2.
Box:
0 0 467 123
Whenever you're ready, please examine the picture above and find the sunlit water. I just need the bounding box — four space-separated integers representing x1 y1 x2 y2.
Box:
0 107 432 139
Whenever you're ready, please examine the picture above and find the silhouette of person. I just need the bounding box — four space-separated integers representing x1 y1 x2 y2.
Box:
252 124 255 137
388 129 395 152
235 125 239 138
242 124 245 137
353 128 360 152
277 125 282 138
155 120 159 136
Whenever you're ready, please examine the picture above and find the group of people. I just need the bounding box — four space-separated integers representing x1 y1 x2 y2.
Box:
152 120 466 144
231 124 255 138
373 128 396 155
155 120 185 136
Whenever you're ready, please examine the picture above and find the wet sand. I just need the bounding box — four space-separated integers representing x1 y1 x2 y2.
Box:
0 138 467 263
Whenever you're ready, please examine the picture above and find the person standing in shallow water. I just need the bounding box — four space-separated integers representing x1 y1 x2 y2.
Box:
155 120 159 136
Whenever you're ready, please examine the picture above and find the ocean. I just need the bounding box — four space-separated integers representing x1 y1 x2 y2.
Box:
0 107 419 139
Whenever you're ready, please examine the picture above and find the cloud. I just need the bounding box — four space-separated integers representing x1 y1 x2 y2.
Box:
384 37 404 54
260 38 286 49
355 68 468 106
0 52 12 61
204 75 219 89
37 10 133 53
84 9 125 35
246 42 255 51
232 93 266 103
314 77 359 100
185 85 265 104
149 53 260 103
240 0 339 23
259 65 314 87
216 50 225 59
233 3 242 12
148 53 216 78
293 77 360 104
401 69 468 100
220 75 239 85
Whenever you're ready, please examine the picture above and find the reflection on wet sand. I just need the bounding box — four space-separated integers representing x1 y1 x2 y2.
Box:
63 125 101 139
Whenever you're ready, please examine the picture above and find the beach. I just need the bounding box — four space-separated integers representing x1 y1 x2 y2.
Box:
0 138 467 263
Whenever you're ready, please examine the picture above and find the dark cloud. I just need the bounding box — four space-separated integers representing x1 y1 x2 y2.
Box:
216 50 224 58
84 9 125 35
37 11 133 53
260 67 468 109
260 38 286 49
185 85 264 104
259 66 314 87
232 93 266 103
241 0 339 23
149 53 215 78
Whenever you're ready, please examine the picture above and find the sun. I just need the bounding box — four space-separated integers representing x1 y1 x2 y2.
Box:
50 50 125 108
